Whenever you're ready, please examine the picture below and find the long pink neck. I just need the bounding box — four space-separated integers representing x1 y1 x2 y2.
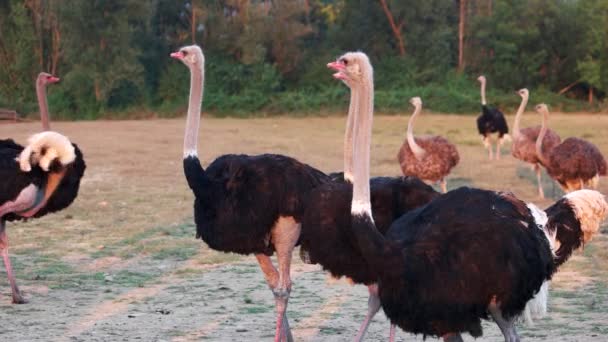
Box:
343 88 357 182
351 73 374 216
36 79 50 131
512 93 529 138
406 104 425 159
183 63 204 158
480 79 487 106
535 108 550 166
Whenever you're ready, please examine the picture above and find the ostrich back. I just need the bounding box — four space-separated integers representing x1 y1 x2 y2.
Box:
381 187 555 338
512 126 561 165
397 136 460 182
545 137 607 185
476 105 509 137
299 176 438 284
193 153 329 256
1 141 86 222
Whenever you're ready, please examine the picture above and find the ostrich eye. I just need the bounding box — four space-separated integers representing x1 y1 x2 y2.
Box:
340 58 348 66
182 50 188 56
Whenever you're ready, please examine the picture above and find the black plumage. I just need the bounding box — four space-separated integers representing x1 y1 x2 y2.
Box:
476 105 509 138
347 187 606 340
186 154 329 256
300 176 438 284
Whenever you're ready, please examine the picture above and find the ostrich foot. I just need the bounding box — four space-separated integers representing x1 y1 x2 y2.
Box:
1 228 27 304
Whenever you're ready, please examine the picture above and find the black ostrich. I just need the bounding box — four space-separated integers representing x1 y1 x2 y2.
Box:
170 45 329 342
344 90 608 342
300 52 439 341
476 75 509 160
1 73 85 304
1 132 85 304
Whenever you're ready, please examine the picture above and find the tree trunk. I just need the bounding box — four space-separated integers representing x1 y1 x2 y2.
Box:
191 1 196 43
589 87 594 104
458 0 467 72
378 0 406 56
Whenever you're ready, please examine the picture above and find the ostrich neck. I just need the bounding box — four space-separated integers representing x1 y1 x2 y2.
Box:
480 80 487 106
535 109 550 166
36 81 50 131
343 89 358 182
512 95 528 138
351 79 374 216
183 64 204 158
406 105 426 160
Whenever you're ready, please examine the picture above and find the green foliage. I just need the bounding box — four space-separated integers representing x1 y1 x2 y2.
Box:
0 0 606 117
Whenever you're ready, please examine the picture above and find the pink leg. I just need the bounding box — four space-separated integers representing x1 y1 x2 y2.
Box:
389 323 396 342
440 179 447 193
496 138 502 160
256 254 292 342
534 164 544 199
261 216 300 342
354 284 382 342
0 222 27 304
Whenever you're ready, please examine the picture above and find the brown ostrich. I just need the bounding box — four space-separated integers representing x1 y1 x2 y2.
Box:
535 104 607 192
511 88 561 198
397 97 460 193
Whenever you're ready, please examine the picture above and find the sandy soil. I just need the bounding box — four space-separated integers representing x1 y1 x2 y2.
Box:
1 113 607 341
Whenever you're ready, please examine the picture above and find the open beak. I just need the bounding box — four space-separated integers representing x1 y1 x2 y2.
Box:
327 61 347 80
170 51 184 59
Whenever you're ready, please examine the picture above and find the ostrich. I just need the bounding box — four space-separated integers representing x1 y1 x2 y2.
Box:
36 72 60 131
476 75 509 160
343 76 608 340
511 89 561 198
170 45 329 342
535 104 607 192
1 131 85 304
397 97 459 193
300 52 439 342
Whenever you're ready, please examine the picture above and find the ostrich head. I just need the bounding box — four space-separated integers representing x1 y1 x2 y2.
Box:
477 75 486 83
37 72 60 86
518 88 529 98
535 103 549 114
409 97 422 107
170 45 205 69
327 52 373 88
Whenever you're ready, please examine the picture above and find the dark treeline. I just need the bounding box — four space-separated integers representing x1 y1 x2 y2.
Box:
0 0 606 118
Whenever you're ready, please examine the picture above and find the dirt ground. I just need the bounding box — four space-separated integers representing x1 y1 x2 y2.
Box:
1 112 607 341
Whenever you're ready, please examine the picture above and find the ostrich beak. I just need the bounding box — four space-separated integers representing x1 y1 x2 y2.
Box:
327 61 347 80
48 76 60 83
170 51 184 59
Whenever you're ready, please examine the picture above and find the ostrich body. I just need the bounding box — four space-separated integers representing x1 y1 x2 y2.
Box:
397 97 459 193
511 89 561 198
476 75 509 160
535 104 607 192
1 132 85 304
171 45 329 342
300 53 439 342
0 73 85 304
344 74 608 340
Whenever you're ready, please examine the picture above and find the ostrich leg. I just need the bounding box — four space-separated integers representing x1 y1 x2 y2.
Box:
256 254 293 342
496 137 502 160
389 323 397 342
0 221 26 304
443 333 465 342
353 284 381 342
440 179 447 193
483 136 493 160
534 164 544 199
489 304 520 342
270 216 300 342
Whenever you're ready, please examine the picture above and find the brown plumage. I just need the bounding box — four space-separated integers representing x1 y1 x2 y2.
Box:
535 104 607 192
510 89 561 198
397 97 459 193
